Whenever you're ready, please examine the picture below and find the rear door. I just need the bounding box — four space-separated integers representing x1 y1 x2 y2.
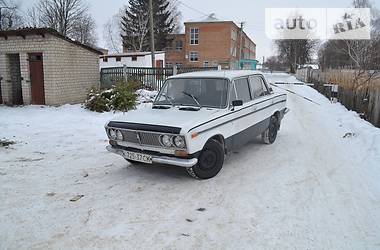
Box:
248 75 274 131
29 53 45 105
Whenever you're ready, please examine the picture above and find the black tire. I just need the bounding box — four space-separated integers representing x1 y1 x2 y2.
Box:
186 139 224 179
262 115 279 144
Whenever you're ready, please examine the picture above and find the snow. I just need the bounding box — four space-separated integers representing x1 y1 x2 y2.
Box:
136 89 158 103
1 73 380 249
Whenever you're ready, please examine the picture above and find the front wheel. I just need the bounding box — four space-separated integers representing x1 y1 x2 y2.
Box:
262 115 279 144
186 139 224 179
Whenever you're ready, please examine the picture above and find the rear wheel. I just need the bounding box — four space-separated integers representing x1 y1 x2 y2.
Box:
186 139 224 179
262 115 279 144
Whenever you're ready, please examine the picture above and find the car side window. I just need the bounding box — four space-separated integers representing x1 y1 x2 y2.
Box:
249 75 268 98
234 78 251 103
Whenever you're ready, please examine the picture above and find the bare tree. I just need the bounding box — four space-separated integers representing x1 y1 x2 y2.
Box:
103 12 123 53
0 0 23 30
71 13 97 45
275 39 319 73
318 0 380 80
26 0 97 46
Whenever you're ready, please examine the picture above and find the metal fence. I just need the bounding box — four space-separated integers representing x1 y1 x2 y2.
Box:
100 66 218 90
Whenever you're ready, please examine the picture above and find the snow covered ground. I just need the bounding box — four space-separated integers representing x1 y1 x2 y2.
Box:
1 73 380 249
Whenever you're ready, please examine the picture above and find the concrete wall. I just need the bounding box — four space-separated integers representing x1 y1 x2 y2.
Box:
0 34 100 105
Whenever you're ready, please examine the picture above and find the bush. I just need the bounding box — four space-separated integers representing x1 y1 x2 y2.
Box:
84 87 111 112
109 82 138 112
84 80 141 113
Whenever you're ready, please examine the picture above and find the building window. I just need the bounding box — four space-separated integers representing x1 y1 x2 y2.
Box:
190 28 199 45
116 56 121 62
203 61 209 67
231 30 237 41
102 57 108 62
131 56 137 61
189 51 198 62
166 63 173 68
175 40 183 51
230 46 237 57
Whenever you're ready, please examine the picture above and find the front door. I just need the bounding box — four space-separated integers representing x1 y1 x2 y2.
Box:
29 53 45 105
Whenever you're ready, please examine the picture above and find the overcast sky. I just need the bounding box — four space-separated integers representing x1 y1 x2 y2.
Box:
19 0 378 62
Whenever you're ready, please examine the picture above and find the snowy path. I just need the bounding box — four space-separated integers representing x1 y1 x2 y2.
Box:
1 74 380 249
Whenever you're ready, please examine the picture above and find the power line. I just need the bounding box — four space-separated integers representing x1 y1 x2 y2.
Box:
177 1 208 17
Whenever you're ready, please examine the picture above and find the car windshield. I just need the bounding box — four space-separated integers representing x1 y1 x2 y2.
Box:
154 78 229 108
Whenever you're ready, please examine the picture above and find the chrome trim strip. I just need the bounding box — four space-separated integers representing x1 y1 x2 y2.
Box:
106 146 197 168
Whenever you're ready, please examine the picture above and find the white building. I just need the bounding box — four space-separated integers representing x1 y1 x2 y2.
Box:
99 51 165 69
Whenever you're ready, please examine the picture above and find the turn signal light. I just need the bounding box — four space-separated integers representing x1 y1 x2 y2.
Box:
191 132 198 139
175 150 188 157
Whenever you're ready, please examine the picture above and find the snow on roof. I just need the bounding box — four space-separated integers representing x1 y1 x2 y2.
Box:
168 70 264 80
186 13 229 23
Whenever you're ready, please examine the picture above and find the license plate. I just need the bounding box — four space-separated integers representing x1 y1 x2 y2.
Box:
123 151 153 164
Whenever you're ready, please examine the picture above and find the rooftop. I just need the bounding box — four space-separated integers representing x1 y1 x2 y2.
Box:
185 13 231 24
0 27 103 55
100 51 165 57
168 70 264 80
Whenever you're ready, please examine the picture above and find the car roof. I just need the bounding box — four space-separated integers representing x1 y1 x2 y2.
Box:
167 70 264 81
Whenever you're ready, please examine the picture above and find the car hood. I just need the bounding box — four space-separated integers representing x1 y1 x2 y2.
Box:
109 106 223 133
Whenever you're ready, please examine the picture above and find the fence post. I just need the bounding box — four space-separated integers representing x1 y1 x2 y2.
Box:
217 65 222 71
173 65 177 75
123 65 128 83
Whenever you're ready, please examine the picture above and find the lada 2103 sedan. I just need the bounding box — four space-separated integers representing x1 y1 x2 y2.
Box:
105 70 288 179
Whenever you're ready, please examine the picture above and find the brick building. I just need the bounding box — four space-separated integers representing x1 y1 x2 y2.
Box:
165 15 256 69
0 28 102 106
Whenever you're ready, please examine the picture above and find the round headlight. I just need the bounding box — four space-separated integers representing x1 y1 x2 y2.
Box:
109 129 117 140
173 136 185 148
116 130 123 141
160 135 172 147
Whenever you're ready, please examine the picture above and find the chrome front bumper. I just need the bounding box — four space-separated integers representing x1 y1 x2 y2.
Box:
106 145 197 168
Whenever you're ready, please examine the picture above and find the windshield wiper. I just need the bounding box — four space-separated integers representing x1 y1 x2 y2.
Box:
159 92 174 106
182 91 201 108
152 105 171 109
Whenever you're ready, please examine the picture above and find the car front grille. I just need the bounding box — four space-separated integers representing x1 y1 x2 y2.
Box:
120 129 161 147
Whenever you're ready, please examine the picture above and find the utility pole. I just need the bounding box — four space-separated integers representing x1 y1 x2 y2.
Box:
148 0 155 68
0 6 16 31
239 22 245 69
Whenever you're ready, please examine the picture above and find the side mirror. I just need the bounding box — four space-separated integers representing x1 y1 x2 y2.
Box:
232 100 243 107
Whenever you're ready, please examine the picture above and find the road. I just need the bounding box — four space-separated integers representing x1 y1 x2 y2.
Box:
1 73 380 249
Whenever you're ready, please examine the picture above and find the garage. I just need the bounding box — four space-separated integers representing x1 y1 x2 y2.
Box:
0 28 102 106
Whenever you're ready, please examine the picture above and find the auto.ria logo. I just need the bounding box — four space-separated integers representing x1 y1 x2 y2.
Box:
265 8 371 40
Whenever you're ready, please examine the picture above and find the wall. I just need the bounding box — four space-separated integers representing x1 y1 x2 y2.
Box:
165 34 186 67
99 53 166 69
296 68 380 127
0 34 100 105
184 22 232 68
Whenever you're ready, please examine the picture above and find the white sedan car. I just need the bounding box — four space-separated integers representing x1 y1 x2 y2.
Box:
105 70 288 179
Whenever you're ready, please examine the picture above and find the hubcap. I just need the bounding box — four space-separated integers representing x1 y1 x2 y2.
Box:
199 150 217 170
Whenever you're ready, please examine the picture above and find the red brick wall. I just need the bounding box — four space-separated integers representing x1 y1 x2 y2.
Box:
165 21 256 69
